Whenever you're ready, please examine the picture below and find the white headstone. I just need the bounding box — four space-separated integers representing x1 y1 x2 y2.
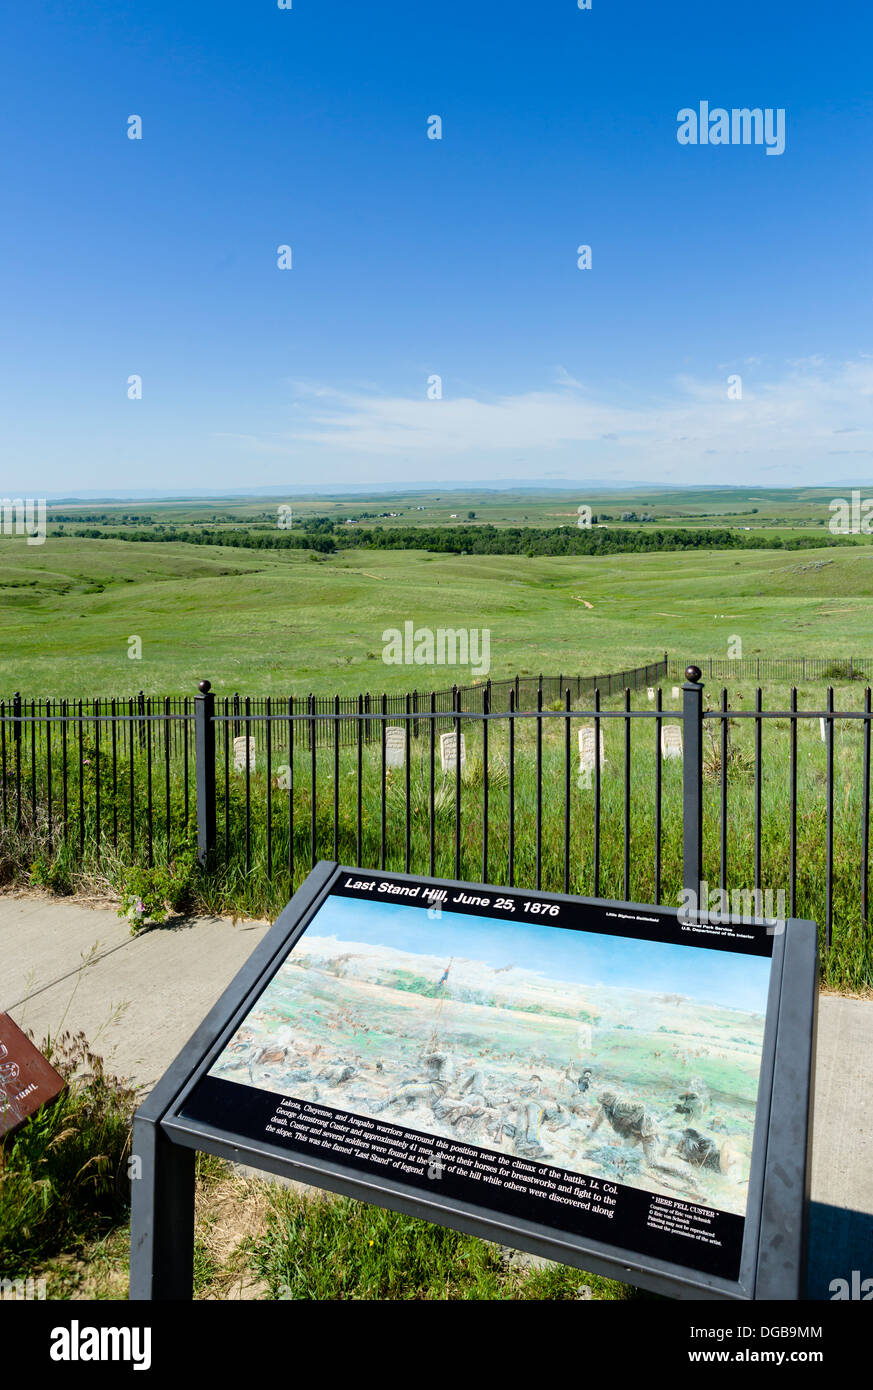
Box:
672 686 681 700
440 731 466 773
820 717 827 742
233 735 256 773
385 727 406 768
661 725 683 760
647 687 655 701
578 726 606 771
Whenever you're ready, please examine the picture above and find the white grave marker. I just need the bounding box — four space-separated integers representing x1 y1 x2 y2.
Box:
672 686 681 700
820 717 827 742
661 725 683 760
233 736 256 773
440 731 466 773
385 727 406 768
647 687 655 701
578 726 606 771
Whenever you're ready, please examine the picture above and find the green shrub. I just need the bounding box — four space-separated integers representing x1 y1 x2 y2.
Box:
28 851 73 895
821 661 862 681
116 848 198 932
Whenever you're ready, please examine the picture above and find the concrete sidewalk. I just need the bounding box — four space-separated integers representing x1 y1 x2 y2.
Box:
2 892 871 1299
1 894 271 1092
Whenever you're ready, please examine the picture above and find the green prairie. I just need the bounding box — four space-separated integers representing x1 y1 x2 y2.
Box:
2 502 873 992
2 532 873 696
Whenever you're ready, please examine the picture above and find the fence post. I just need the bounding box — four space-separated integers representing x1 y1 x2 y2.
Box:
12 691 21 829
194 679 216 869
682 665 704 901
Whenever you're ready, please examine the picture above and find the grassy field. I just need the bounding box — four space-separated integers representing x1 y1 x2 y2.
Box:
3 496 873 990
43 483 855 535
2 531 873 697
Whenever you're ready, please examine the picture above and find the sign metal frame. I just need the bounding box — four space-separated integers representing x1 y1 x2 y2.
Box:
129 862 817 1301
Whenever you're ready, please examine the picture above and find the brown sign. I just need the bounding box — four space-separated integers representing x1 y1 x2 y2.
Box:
0 1013 66 1141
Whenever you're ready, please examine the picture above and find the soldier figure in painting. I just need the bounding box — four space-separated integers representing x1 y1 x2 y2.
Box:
675 1078 710 1122
587 1090 659 1166
674 1127 741 1178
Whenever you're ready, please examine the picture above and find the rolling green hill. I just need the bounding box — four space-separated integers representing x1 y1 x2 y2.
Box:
3 532 873 697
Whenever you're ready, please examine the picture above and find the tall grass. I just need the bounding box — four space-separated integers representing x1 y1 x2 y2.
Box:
0 1032 135 1270
253 1186 636 1301
2 680 872 991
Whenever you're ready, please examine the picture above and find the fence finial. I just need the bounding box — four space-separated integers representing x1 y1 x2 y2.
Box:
198 680 211 694
685 665 702 683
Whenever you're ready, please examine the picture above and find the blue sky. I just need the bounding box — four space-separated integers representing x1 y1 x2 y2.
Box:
305 895 771 1014
2 0 871 492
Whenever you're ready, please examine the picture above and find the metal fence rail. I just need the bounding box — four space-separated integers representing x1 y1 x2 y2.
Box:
669 655 873 682
2 663 871 981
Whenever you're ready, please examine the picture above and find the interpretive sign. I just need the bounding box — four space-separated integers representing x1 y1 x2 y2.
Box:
130 864 817 1301
0 1013 65 1141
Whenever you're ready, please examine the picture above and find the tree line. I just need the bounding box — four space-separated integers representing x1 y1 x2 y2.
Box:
59 518 863 558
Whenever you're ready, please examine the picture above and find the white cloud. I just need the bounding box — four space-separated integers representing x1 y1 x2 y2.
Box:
258 357 873 484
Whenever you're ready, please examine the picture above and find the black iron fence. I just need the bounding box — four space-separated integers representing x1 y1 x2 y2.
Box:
668 656 873 683
302 658 668 747
2 663 871 987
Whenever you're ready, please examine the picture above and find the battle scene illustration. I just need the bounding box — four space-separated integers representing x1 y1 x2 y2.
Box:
210 898 771 1217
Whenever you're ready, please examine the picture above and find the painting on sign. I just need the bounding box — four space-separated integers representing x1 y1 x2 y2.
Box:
385 727 406 768
233 736 257 773
0 1014 66 1140
206 890 771 1226
661 725 683 759
439 732 466 773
